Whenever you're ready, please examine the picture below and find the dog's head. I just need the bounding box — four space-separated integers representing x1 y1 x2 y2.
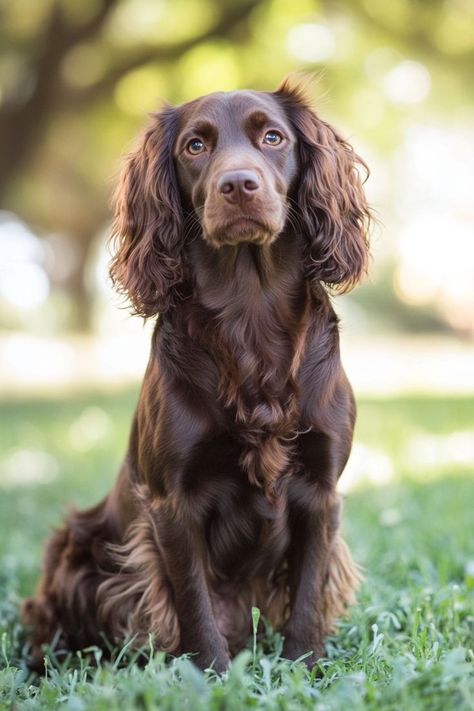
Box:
110 79 371 317
174 89 297 249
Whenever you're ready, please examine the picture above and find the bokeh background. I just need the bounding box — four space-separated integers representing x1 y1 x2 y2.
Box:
1 0 473 493
1 4 474 703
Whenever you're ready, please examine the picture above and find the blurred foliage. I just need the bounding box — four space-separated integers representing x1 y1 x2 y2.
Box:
0 0 473 330
350 263 449 334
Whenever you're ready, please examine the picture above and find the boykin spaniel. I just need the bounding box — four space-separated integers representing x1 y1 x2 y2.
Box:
23 79 370 672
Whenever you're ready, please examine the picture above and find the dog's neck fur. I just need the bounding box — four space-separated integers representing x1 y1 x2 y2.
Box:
184 233 310 445
189 231 306 317
188 232 308 374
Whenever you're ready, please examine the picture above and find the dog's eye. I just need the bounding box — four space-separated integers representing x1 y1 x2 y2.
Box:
187 138 205 155
263 130 283 146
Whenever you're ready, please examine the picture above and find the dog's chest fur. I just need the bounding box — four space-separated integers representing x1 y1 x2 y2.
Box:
190 239 309 490
177 240 312 580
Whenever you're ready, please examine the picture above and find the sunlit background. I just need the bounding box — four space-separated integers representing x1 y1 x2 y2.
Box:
1 0 473 492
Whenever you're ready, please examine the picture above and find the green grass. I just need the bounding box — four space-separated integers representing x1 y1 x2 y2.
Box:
0 390 473 709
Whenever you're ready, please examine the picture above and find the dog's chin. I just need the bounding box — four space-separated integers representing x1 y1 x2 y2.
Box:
203 217 281 248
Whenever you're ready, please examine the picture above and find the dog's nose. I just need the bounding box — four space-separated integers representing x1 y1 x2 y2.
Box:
217 170 261 203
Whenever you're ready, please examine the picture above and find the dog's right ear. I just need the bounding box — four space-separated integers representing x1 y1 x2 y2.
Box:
109 106 185 317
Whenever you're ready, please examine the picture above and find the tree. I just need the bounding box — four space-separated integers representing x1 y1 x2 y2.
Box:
1 0 472 331
0 0 260 329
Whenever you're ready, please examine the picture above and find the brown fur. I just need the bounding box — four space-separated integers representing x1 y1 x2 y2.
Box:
22 79 370 671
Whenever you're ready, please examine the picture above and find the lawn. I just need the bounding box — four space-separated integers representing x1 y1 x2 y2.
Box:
0 389 473 709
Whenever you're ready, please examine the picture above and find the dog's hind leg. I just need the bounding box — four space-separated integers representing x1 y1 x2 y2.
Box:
21 495 120 669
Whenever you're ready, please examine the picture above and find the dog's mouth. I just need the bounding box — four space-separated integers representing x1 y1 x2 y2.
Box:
202 206 285 247
207 218 277 246
225 216 270 233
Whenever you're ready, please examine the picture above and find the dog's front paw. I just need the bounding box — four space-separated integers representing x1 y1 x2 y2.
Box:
194 649 230 674
282 633 323 669
188 637 230 674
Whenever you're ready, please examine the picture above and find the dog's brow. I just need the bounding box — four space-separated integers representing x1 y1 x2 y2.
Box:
244 110 272 129
243 110 289 137
184 120 217 139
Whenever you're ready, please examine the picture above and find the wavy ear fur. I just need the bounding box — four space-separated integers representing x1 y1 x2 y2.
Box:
275 79 371 292
109 106 184 317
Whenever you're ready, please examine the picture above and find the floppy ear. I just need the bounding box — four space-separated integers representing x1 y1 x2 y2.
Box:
275 80 371 292
109 105 185 317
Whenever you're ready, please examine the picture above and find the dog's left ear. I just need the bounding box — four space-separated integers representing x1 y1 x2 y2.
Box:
275 80 371 292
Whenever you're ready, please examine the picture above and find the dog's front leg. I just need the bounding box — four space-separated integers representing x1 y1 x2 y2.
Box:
152 502 229 671
133 362 231 671
283 476 341 667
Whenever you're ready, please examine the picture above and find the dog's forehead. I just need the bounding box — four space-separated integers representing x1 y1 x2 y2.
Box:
178 90 287 128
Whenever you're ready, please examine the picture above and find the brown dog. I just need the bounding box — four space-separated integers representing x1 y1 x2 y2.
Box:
22 79 370 672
